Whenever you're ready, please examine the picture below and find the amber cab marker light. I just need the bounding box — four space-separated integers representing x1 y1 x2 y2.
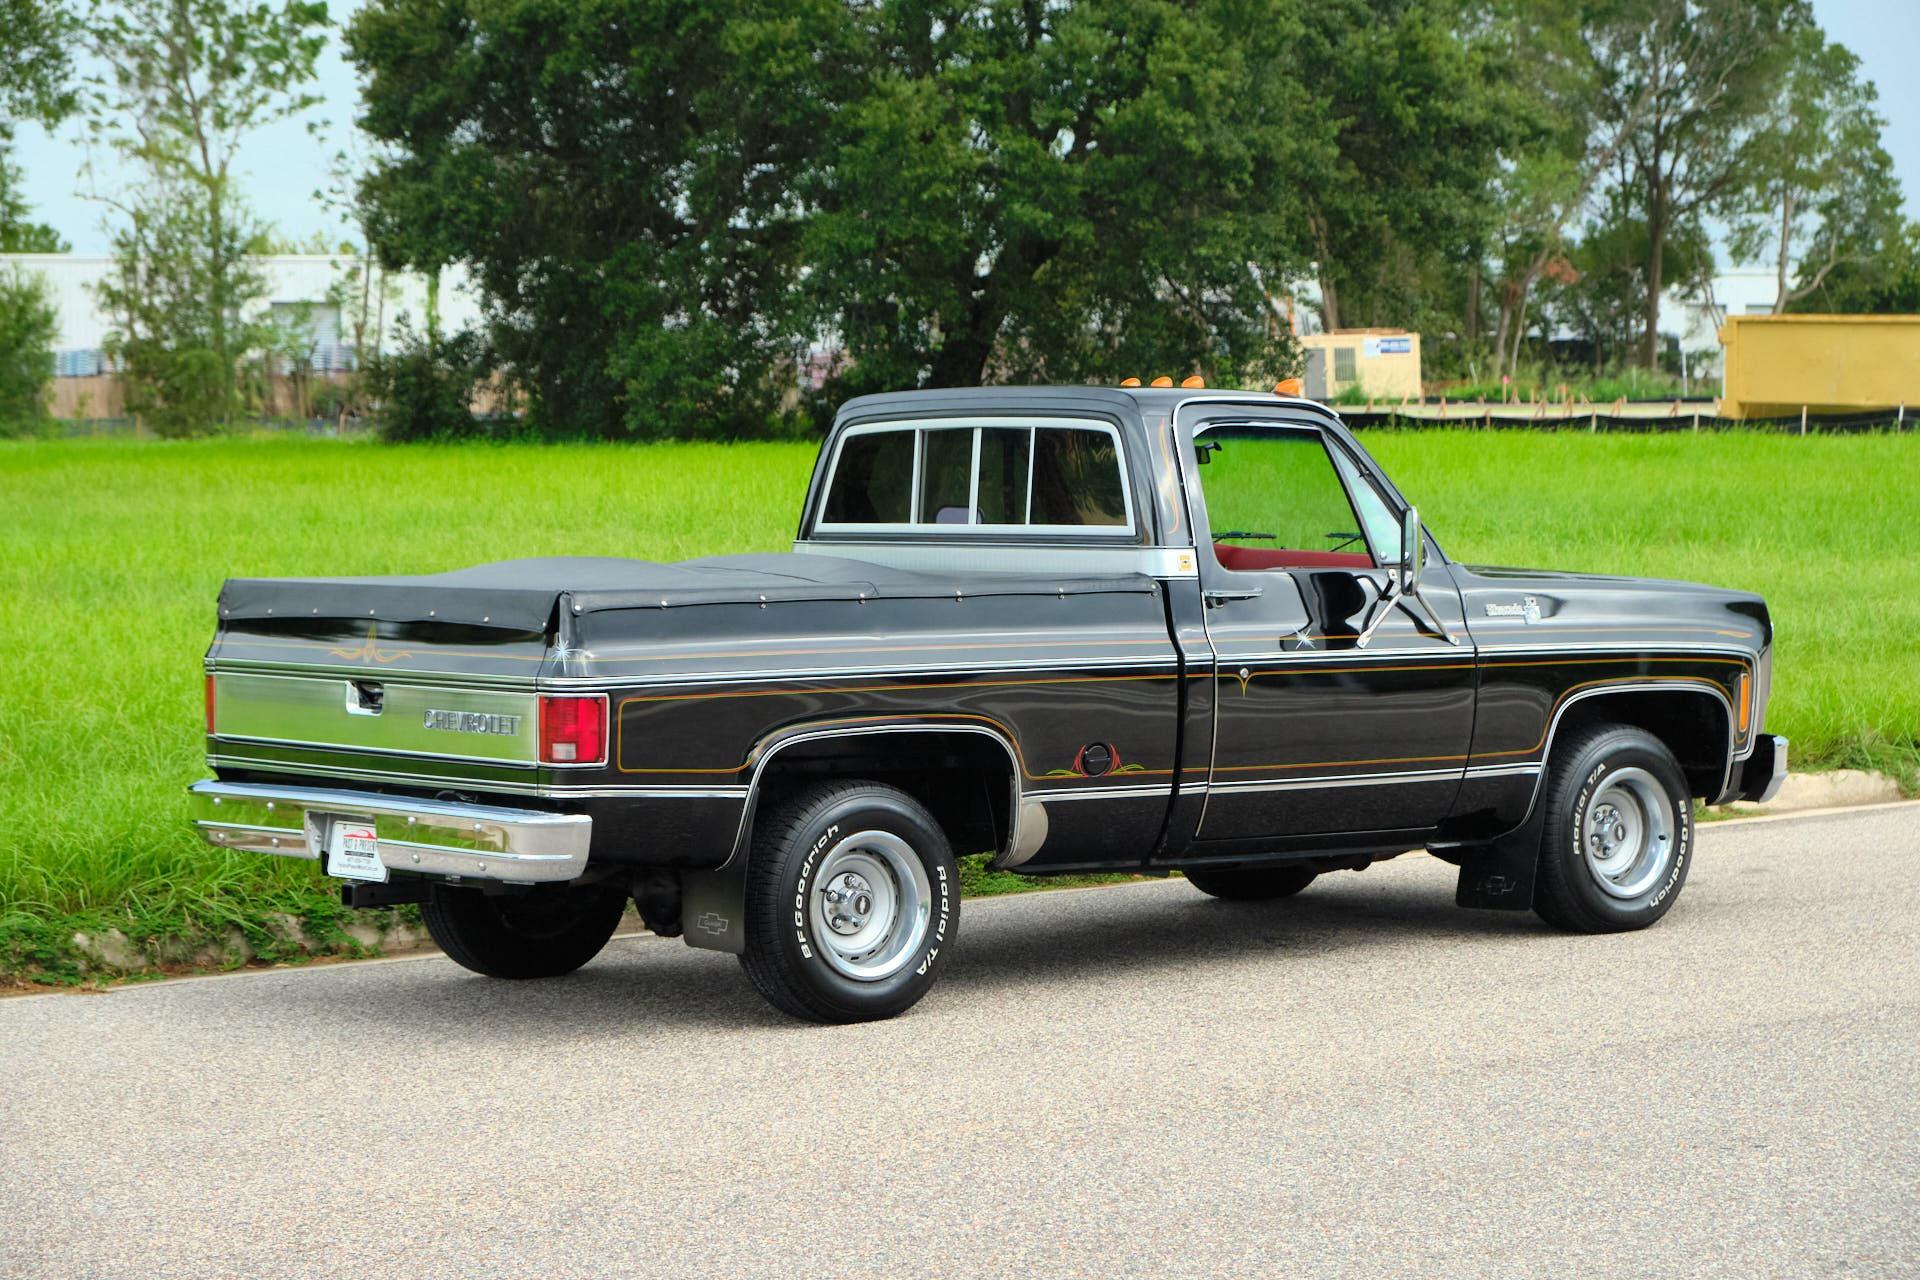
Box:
1149 375 1174 387
1274 377 1304 396
204 673 216 735
1119 376 1141 387
1180 375 1205 388
539 694 608 765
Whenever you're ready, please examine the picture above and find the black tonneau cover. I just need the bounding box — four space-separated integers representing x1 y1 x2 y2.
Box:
218 553 1156 631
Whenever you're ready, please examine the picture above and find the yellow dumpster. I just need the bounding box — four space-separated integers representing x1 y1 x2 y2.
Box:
1719 313 1920 419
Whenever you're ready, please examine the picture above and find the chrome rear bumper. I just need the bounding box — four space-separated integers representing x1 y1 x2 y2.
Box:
188 780 591 884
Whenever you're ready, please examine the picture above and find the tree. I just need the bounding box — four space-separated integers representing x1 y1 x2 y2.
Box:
805 0 1328 396
348 0 853 439
1 0 76 250
1545 199 1711 371
0 267 59 429
93 180 270 435
1287 0 1519 339
86 0 328 430
1789 218 1920 315
1585 0 1807 367
1476 0 1665 380
1727 27 1905 313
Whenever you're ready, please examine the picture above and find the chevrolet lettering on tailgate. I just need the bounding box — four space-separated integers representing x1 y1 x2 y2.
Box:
422 709 522 736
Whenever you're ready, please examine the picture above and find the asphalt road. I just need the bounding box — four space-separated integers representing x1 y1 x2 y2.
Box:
3 806 1915 1279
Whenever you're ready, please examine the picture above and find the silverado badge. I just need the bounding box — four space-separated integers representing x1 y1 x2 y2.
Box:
1484 595 1542 624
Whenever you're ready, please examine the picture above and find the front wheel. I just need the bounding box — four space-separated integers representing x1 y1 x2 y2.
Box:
422 883 627 979
1533 724 1694 933
740 781 958 1023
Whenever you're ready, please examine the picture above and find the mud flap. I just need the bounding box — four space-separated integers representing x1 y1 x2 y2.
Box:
680 860 748 955
1453 802 1549 911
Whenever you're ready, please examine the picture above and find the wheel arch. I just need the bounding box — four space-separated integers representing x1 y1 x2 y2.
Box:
1535 682 1735 809
1454 680 1732 916
727 720 1026 869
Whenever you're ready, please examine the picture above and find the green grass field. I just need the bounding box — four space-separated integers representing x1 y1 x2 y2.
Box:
2 431 1915 982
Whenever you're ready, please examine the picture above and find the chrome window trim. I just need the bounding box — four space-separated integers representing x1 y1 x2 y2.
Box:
812 415 1137 538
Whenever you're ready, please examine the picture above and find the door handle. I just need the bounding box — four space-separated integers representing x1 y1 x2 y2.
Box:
1203 587 1264 608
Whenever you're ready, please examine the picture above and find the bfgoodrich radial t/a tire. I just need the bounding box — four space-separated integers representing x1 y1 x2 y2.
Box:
740 781 959 1024
1533 724 1695 934
421 884 627 979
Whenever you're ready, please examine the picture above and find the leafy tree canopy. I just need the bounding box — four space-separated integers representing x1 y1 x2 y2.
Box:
349 0 854 439
1 0 77 251
349 0 1528 431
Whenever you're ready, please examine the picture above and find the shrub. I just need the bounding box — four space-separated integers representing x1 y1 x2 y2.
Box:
0 269 58 429
362 326 491 441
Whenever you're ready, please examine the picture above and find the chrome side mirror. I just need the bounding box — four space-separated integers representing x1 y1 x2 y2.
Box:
1399 506 1424 592
1361 505 1457 647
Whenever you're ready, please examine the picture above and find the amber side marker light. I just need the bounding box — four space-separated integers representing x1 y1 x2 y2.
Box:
540 694 608 765
1737 673 1752 734
1273 378 1304 396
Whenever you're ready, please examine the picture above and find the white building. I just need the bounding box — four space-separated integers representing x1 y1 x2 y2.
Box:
0 253 486 376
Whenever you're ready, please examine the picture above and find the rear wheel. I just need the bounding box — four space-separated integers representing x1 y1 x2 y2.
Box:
1183 865 1318 901
1534 724 1694 933
740 781 958 1023
422 883 627 979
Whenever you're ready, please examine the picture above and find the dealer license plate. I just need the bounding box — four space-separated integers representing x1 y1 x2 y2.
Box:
326 819 388 883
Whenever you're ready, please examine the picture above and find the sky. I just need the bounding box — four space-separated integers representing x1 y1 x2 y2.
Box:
12 0 1920 259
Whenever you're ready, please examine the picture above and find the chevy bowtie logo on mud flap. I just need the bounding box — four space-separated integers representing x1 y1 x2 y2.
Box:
695 911 730 936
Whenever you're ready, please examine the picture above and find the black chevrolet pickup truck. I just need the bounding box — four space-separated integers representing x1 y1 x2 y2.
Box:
190 386 1785 1021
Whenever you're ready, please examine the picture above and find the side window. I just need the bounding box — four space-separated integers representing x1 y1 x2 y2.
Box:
816 420 1131 533
1194 426 1374 571
1327 445 1402 562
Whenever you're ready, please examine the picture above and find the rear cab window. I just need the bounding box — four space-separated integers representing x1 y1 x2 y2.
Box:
814 418 1135 536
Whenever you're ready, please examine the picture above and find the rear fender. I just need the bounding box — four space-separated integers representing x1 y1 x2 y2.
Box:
681 720 1024 954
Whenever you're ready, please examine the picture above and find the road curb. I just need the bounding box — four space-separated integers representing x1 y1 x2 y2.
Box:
9 797 1915 1001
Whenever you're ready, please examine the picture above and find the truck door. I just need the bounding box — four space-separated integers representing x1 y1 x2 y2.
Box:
1181 417 1476 843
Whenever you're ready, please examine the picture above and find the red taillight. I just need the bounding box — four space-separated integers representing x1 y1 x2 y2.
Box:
539 694 607 766
205 674 217 735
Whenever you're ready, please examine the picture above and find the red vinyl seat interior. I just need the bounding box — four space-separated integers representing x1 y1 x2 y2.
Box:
1212 543 1373 572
